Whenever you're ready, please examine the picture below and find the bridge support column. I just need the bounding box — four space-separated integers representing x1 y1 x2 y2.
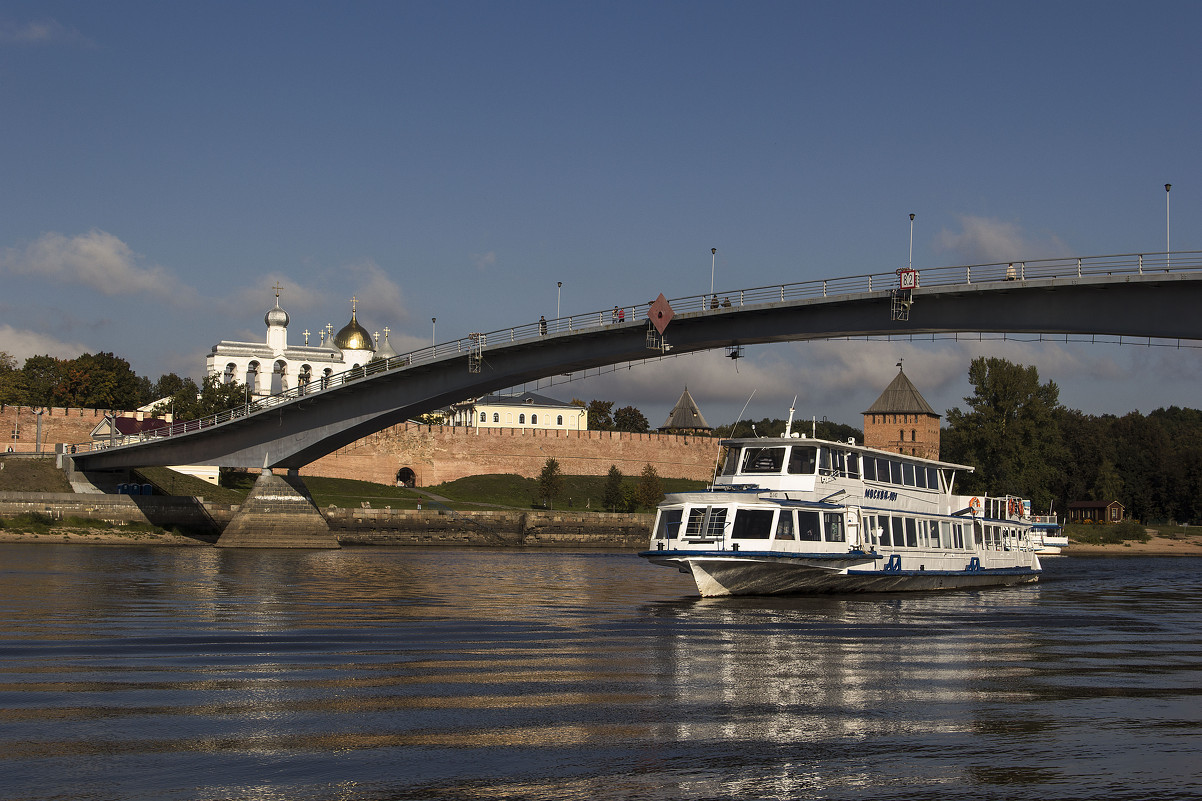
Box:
216 468 339 549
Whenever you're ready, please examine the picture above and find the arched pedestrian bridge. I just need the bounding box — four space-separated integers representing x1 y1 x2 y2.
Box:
73 251 1202 472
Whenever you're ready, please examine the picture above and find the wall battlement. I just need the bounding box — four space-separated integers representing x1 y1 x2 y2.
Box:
303 422 719 486
2 405 719 485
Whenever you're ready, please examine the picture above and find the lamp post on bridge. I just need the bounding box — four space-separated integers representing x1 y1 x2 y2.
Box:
908 214 916 271
1166 183 1172 269
432 317 436 348
556 281 562 326
710 248 717 306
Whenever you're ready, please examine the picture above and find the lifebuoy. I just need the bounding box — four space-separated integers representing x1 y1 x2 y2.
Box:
969 497 982 514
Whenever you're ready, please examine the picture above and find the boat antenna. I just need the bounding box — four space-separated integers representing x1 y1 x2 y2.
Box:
713 389 756 483
783 396 797 438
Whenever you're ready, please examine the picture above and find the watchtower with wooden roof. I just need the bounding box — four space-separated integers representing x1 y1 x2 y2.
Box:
658 387 713 435
862 362 941 460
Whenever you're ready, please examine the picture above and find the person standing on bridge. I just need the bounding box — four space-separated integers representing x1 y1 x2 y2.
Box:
539 315 547 336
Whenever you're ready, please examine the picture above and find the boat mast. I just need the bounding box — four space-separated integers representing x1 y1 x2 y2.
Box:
783 397 797 438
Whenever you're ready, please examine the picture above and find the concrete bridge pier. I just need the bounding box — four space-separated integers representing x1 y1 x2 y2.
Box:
216 468 339 549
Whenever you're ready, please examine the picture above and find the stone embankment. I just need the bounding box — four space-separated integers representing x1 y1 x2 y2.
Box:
0 491 653 549
329 507 651 549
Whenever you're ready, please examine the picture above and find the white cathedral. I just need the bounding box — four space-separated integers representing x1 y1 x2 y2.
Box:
206 287 400 398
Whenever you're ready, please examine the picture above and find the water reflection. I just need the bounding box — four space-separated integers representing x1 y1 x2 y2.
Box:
1 546 1200 800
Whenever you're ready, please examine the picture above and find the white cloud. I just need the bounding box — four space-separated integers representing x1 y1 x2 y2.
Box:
471 251 497 271
0 324 87 363
934 215 1072 265
224 273 327 324
0 18 93 47
342 259 407 328
1 229 175 297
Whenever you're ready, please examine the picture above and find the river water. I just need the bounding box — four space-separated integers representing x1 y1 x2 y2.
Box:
1 544 1199 801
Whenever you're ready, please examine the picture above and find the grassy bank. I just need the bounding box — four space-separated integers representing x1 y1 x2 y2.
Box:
6 456 703 512
0 511 212 544
1065 520 1150 546
0 456 72 493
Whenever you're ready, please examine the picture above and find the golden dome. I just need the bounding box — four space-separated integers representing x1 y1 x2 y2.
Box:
333 298 374 351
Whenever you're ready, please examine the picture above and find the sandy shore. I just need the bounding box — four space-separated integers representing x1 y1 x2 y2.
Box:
1056 533 1202 557
0 529 212 546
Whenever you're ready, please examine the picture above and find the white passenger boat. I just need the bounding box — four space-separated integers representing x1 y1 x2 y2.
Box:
640 426 1042 596
1030 514 1069 555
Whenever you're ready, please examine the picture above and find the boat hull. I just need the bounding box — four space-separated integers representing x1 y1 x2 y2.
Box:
641 550 1040 597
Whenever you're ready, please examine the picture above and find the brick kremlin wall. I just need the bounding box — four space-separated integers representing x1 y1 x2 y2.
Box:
301 423 720 486
0 405 111 453
2 405 720 486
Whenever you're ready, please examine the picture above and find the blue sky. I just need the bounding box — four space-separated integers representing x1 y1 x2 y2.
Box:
1 1 1199 428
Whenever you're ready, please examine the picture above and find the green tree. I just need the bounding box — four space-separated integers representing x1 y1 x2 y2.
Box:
613 405 650 433
586 399 614 431
942 357 1064 511
18 355 65 407
152 372 191 400
158 375 248 421
70 352 142 409
634 464 664 510
0 351 19 405
602 465 624 511
536 458 564 509
1090 457 1124 503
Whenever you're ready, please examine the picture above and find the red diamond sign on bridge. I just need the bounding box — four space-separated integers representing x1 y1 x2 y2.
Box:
647 294 674 335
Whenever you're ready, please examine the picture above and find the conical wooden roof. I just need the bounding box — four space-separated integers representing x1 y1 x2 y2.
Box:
659 387 711 431
863 367 938 417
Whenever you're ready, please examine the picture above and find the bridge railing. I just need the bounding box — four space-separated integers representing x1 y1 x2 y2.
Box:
73 250 1201 453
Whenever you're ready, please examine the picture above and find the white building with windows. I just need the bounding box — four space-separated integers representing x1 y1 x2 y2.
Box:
447 391 588 431
206 290 400 398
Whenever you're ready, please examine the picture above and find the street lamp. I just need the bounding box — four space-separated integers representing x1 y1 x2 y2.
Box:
908 214 916 271
556 281 562 323
1166 183 1172 269
432 317 437 348
710 248 717 305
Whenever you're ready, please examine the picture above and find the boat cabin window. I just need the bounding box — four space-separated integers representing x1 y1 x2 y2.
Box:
877 517 891 547
824 513 845 543
865 456 942 491
797 511 821 541
732 508 774 539
904 517 918 547
686 507 728 538
818 448 859 478
787 446 817 474
655 509 682 540
775 510 795 540
720 447 740 476
741 447 785 474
